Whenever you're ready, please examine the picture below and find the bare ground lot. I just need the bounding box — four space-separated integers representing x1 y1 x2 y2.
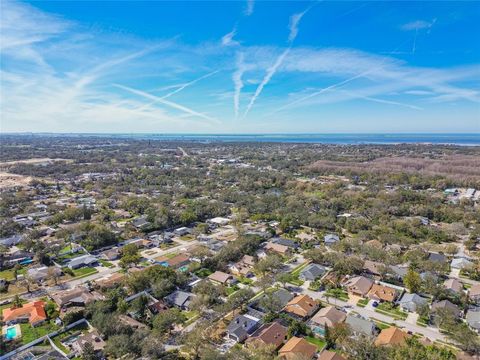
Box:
0 158 72 168
309 155 480 182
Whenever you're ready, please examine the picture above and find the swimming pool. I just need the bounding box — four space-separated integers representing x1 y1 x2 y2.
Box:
5 326 17 340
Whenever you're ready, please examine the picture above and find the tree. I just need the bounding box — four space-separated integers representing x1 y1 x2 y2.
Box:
152 308 185 335
189 245 211 267
404 268 422 293
276 272 293 288
131 294 149 319
119 243 141 269
222 288 254 317
81 342 98 360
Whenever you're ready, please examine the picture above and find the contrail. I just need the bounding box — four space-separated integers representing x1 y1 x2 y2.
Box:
341 90 423 110
242 3 314 119
412 28 418 54
233 52 246 119
242 48 290 118
114 84 219 123
136 70 220 112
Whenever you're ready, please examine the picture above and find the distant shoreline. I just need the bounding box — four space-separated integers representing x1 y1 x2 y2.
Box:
1 133 480 146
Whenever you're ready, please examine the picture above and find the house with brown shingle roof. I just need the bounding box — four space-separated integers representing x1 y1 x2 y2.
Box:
375 327 409 346
246 321 288 349
278 336 317 359
265 241 290 256
283 294 318 319
344 276 373 297
367 283 397 302
318 350 346 360
469 284 480 305
51 287 101 308
309 306 346 336
208 271 234 285
2 301 47 326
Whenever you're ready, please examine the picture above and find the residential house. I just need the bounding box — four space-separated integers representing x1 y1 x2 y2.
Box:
102 248 120 261
324 234 339 246
0 234 23 247
2 301 47 326
363 260 385 277
27 266 62 283
344 276 374 297
227 314 261 342
345 314 376 337
265 241 290 256
397 293 428 313
208 271 234 285
157 254 190 269
253 288 294 313
207 217 230 228
375 327 409 346
51 287 99 309
299 263 326 281
71 330 106 355
318 350 346 360
94 272 125 290
230 255 255 277
444 278 463 294
283 294 318 319
272 237 300 250
67 254 98 269
164 290 195 309
469 284 480 305
451 258 474 270
278 336 317 360
246 321 288 349
309 305 346 336
428 252 447 264
148 300 169 315
466 310 480 332
174 227 190 236
132 216 151 230
368 284 398 302
431 300 462 318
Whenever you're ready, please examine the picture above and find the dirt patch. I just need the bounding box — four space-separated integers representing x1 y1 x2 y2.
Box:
309 155 480 182
0 172 36 189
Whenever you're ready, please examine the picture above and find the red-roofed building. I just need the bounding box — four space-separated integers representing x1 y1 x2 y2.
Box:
2 301 47 326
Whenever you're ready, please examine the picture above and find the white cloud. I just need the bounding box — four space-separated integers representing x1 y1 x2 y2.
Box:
401 19 436 31
245 0 255 16
222 28 239 47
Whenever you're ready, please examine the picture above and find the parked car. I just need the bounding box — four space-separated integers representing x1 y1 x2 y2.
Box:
372 301 379 307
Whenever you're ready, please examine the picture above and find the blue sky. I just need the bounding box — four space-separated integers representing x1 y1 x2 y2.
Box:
1 1 479 133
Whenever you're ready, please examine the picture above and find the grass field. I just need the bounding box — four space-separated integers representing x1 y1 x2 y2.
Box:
20 321 60 344
72 267 98 278
357 298 369 307
325 288 349 301
375 303 408 320
98 259 114 267
305 336 326 350
0 267 27 281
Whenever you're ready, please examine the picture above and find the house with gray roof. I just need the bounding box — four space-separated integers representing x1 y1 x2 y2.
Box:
164 290 194 309
451 258 474 270
397 293 428 313
299 263 326 281
227 314 262 342
0 234 23 247
67 254 98 269
428 252 447 264
466 309 480 332
324 234 339 246
272 237 299 250
346 314 376 336
431 300 462 318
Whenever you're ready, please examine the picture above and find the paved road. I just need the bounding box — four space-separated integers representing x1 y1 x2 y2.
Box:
300 284 447 342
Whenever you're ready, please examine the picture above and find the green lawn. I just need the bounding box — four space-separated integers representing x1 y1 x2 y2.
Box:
305 336 326 350
72 267 98 278
20 321 60 344
357 298 369 307
195 268 213 278
180 234 195 241
0 267 26 281
325 288 349 301
226 284 240 296
238 276 253 285
375 303 408 320
290 261 310 276
98 259 114 267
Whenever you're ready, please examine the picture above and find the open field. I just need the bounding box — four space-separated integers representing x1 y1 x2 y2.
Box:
309 155 480 183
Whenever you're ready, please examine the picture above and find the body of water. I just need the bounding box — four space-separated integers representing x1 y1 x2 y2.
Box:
4 133 480 145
